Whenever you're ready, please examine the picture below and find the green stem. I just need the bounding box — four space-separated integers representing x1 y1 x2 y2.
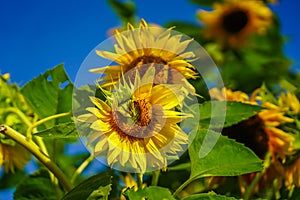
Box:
151 170 160 186
244 172 263 200
172 178 194 198
71 154 94 184
4 107 32 127
26 112 72 139
0 125 73 192
136 173 143 190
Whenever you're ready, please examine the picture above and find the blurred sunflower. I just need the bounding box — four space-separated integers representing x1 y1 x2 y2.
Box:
279 92 300 114
0 141 30 173
209 87 296 195
197 0 273 48
285 156 300 189
90 19 198 89
210 87 295 161
78 68 190 172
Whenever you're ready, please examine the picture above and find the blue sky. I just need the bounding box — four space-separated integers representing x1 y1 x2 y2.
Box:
0 0 299 86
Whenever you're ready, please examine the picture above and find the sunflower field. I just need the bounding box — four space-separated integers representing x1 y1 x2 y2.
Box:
1 0 300 199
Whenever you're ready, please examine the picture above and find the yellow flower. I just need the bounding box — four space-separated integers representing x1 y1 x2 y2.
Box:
78 68 191 172
278 92 300 114
90 19 198 89
197 0 273 48
210 87 295 161
0 142 30 173
285 157 300 189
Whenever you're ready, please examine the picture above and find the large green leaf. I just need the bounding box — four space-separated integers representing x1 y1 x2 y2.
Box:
123 186 175 200
62 172 112 200
182 192 237 200
189 129 263 180
21 64 73 128
14 170 57 200
199 101 263 129
34 122 78 139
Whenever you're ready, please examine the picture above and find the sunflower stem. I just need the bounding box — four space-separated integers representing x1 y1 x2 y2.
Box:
71 154 94 184
26 112 72 139
136 173 143 190
151 170 160 186
0 125 73 192
244 172 263 200
172 178 194 198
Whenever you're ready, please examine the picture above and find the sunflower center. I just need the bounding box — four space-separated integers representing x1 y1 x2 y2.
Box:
128 99 151 126
222 10 249 34
221 115 268 159
130 54 167 67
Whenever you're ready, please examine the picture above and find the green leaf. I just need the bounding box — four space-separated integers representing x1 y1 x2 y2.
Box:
14 170 57 200
182 192 237 200
108 0 136 25
123 186 175 200
199 101 263 129
259 83 277 105
34 122 78 139
189 129 263 180
21 64 73 128
62 172 112 200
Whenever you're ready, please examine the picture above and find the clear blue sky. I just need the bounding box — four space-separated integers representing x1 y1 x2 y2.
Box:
0 0 299 86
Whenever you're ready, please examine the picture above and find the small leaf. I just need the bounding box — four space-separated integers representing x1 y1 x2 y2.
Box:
21 64 73 128
62 172 112 200
199 101 263 129
14 170 57 200
34 122 78 139
260 83 277 105
182 192 237 200
189 129 263 180
123 186 175 200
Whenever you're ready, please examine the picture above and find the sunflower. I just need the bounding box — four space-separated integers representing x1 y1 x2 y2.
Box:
78 68 191 173
285 156 300 189
0 142 30 173
209 87 295 195
278 92 300 114
90 19 198 90
197 0 273 48
210 87 295 161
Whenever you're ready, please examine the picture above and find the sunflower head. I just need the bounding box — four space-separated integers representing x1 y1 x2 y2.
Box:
210 87 295 162
0 140 30 173
89 19 198 91
197 0 273 48
78 67 196 173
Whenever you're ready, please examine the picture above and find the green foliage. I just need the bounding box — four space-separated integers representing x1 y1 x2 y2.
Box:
21 64 73 128
14 170 57 200
62 172 112 200
199 101 263 129
108 0 136 25
182 192 237 200
189 129 263 179
123 186 175 200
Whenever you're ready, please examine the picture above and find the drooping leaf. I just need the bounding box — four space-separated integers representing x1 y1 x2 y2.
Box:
123 186 175 200
189 129 263 180
14 170 57 200
34 122 78 139
21 64 73 128
0 170 27 189
199 101 263 129
182 192 237 200
62 172 112 200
